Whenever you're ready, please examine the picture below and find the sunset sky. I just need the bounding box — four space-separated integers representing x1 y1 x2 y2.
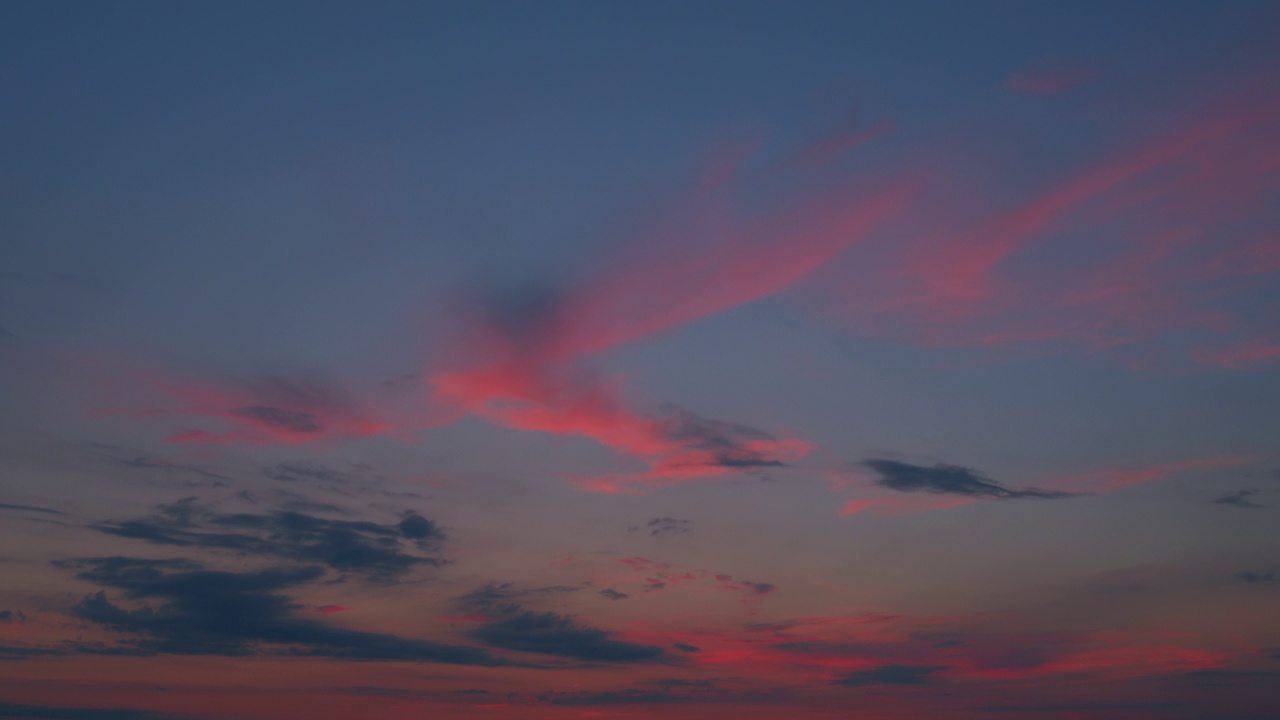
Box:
2 2 1279 719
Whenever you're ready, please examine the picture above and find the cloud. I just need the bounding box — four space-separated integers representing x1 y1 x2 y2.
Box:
0 610 27 624
456 583 663 663
835 664 946 687
0 502 63 516
117 371 393 446
427 147 919 489
1238 571 1277 584
599 589 628 600
632 517 692 537
60 556 505 665
1213 490 1268 509
470 610 665 663
92 499 446 579
861 459 1071 499
608 556 778 600
811 87 1280 362
0 703 178 720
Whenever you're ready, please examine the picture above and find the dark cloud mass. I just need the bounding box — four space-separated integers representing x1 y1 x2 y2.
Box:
862 459 1071 499
59 556 504 665
458 584 662 663
1213 489 1268 509
92 500 445 579
835 664 946 687
1238 571 1277 584
471 610 664 662
0 703 177 720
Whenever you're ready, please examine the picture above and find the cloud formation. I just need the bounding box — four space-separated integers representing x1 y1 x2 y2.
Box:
61 556 504 665
92 498 446 579
1213 490 1268 509
457 583 664 663
861 459 1070 499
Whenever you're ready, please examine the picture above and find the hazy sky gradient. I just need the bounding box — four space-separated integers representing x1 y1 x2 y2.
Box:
2 2 1279 718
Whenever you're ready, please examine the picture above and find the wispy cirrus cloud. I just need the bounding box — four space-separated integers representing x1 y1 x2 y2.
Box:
812 85 1280 362
423 138 921 489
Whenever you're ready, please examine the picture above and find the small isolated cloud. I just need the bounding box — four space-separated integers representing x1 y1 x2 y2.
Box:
599 589 628 601
1213 489 1268 509
862 459 1070 499
632 517 692 537
1239 571 1277 584
835 664 946 687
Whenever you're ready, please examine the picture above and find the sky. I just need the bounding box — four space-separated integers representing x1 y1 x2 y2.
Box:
2 2 1279 718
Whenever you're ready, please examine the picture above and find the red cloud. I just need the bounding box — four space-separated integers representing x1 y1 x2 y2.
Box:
427 145 921 488
811 85 1280 360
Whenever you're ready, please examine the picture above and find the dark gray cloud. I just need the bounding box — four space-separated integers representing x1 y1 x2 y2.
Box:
835 664 946 687
666 409 790 470
0 610 27 623
599 589 628 600
631 517 691 537
1213 490 1268 509
862 459 1071 499
673 643 700 653
471 611 665 662
1239 571 1277 584
232 406 322 434
0 502 63 515
458 583 662 663
0 703 178 720
92 499 444 579
60 556 504 665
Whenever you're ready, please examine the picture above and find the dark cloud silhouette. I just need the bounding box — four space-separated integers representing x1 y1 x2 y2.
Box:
0 610 26 623
458 583 662 663
457 583 582 615
862 459 1070 499
471 610 664 662
835 664 946 687
667 409 791 469
632 517 691 537
60 556 504 665
0 703 178 719
1239 571 1277 584
1213 489 1268 509
599 589 628 600
232 406 322 434
673 643 700 653
0 502 63 515
92 501 446 579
